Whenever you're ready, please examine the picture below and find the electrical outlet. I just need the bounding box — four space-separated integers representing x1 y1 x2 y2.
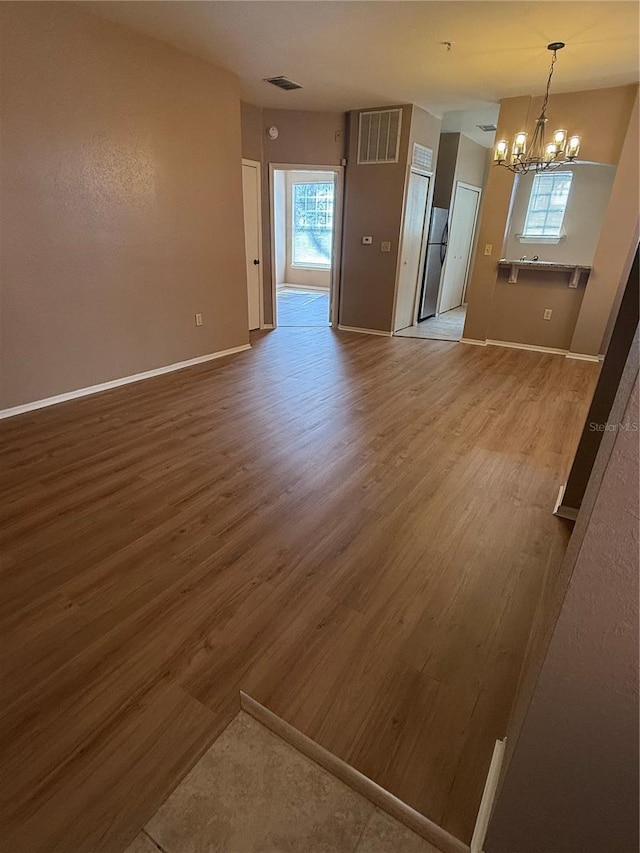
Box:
362 236 373 245
543 308 552 321
484 244 493 256
195 313 203 326
381 241 391 253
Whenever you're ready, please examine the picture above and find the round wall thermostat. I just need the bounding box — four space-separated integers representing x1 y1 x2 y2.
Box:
266 126 279 140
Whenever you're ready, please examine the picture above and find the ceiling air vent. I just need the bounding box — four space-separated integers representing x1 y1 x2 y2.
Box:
264 76 303 91
358 108 403 165
476 124 497 132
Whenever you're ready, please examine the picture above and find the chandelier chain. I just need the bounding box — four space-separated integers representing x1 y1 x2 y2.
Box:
540 49 558 119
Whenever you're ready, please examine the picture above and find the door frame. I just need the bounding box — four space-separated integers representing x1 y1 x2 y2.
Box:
435 180 482 316
242 158 265 329
268 163 344 328
391 166 434 333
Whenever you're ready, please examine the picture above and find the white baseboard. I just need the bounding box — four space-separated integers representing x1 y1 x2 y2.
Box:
0 343 251 420
458 337 600 363
565 352 601 363
337 324 392 337
553 483 566 516
240 692 469 853
487 339 568 356
470 737 507 853
553 482 579 521
260 323 275 329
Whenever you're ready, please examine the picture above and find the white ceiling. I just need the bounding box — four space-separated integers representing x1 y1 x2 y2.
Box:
87 1 639 146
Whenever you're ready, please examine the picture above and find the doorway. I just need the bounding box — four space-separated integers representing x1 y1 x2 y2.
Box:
270 166 342 328
395 180 481 342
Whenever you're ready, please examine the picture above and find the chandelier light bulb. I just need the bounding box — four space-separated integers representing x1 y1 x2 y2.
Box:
494 139 509 163
512 132 528 158
553 129 567 153
545 142 557 161
493 43 584 174
566 135 581 159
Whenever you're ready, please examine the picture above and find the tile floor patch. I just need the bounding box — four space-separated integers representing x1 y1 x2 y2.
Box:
395 306 466 342
355 808 442 853
123 831 164 853
145 712 373 852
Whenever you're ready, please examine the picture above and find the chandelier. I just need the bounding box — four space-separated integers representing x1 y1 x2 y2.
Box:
494 43 581 174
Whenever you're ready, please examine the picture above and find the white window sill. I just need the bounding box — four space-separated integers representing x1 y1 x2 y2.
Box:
290 263 331 271
517 235 565 245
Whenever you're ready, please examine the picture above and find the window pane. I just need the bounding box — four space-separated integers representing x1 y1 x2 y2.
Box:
523 172 573 238
292 182 334 266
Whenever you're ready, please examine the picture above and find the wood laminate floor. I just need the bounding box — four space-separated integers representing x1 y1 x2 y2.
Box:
0 328 598 852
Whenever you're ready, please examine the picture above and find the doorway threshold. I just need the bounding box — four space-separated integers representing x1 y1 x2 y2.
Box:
396 305 466 342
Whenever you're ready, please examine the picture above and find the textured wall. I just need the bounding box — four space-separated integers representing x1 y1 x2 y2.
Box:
503 164 615 266
340 104 441 332
433 134 460 210
239 104 345 325
463 84 638 352
486 375 640 853
240 101 263 164
569 91 639 356
1 3 248 409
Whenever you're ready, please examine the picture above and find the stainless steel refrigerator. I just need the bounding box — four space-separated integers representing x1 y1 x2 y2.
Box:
417 207 448 321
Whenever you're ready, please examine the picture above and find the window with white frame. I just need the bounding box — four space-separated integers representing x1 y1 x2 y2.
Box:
522 171 573 239
291 182 334 267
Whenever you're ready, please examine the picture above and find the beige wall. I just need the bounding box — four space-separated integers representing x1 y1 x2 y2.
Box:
1 3 248 410
433 132 487 211
454 133 489 190
503 164 616 266
433 133 460 209
569 91 639 356
486 373 639 853
487 270 587 349
340 104 441 332
240 101 263 163
262 108 345 166
240 104 346 324
339 105 412 332
463 84 638 352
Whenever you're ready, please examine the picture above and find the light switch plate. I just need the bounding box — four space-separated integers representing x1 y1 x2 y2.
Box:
484 244 493 256
362 236 373 245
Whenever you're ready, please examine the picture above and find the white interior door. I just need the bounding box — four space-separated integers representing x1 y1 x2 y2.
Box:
394 172 430 332
438 184 480 315
242 161 262 330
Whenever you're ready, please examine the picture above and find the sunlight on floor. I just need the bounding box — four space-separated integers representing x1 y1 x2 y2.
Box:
276 286 330 327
